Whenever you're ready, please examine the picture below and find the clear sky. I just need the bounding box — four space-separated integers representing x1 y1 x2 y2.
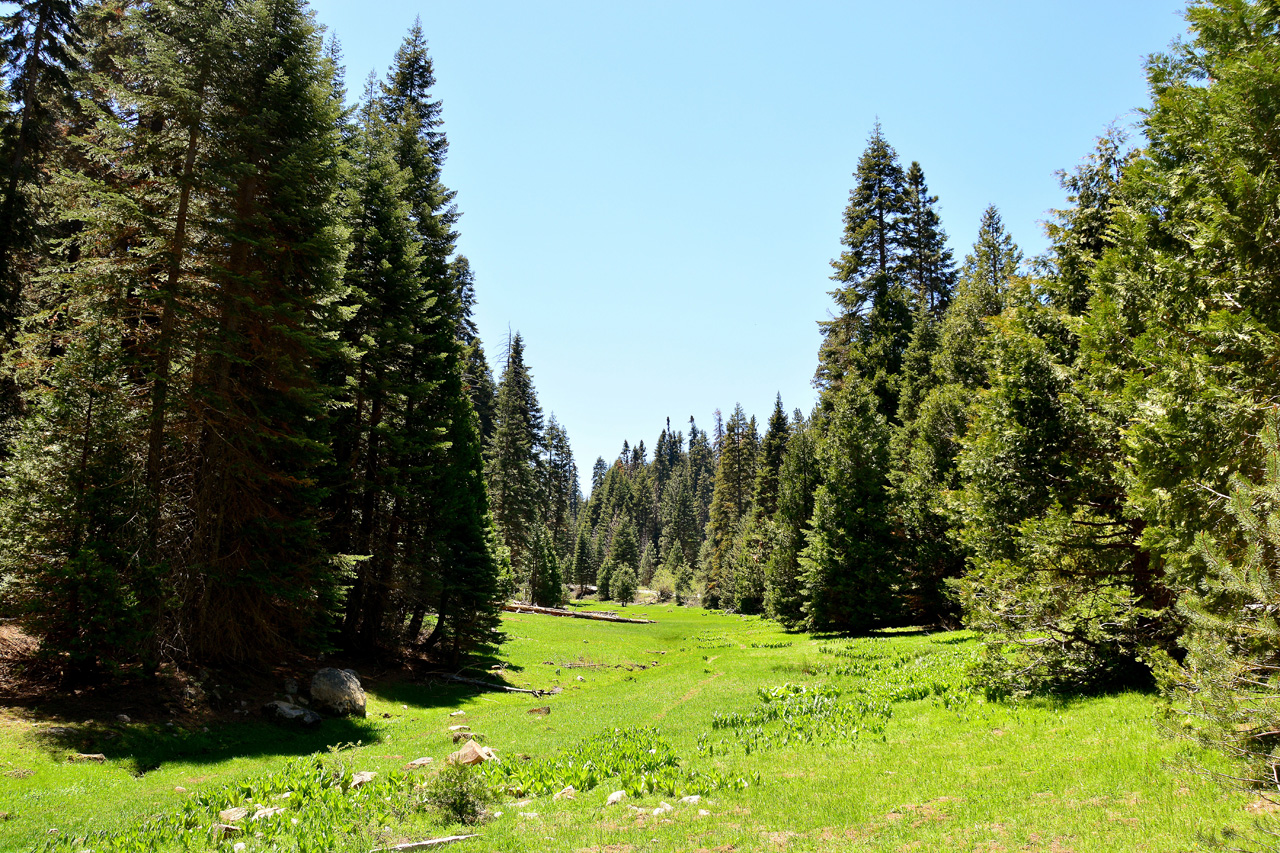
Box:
306 0 1190 494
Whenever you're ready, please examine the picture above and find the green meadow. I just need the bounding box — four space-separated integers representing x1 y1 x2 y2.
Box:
0 605 1253 852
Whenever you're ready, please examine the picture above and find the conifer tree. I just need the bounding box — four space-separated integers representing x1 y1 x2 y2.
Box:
801 380 898 632
528 525 565 607
485 333 544 586
765 412 819 628
900 161 956 316
706 403 759 607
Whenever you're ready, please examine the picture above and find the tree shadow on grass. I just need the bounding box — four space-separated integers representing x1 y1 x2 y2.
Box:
31 715 387 777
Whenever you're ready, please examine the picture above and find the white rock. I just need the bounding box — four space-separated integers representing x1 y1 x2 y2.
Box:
605 790 627 806
218 807 248 822
252 807 286 821
553 785 576 801
698 809 711 816
654 801 674 815
449 710 466 717
403 757 434 770
233 844 246 853
350 771 377 788
679 795 701 804
448 725 471 732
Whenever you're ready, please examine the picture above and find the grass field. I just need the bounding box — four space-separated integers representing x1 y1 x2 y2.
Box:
0 604 1256 852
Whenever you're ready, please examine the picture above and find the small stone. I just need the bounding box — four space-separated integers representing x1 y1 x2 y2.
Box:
513 799 532 807
698 809 711 816
212 823 241 837
576 676 585 682
447 740 497 766
449 710 465 717
233 843 246 852
251 806 286 821
283 679 298 696
679 795 701 804
451 731 475 743
263 700 322 726
654 801 674 815
527 706 550 716
218 807 248 822
448 725 471 732
115 714 131 724
271 791 293 800
174 786 187 793
605 790 627 806
519 811 538 819
350 771 377 789
403 757 434 770
553 785 576 801
71 753 106 763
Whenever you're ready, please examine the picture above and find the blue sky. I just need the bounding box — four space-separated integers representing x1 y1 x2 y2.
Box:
307 0 1190 493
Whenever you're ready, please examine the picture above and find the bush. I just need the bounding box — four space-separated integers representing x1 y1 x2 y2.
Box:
610 563 638 605
418 763 495 825
650 567 676 602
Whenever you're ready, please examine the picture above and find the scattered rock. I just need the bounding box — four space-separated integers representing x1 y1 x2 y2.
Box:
272 791 293 800
403 757 435 770
262 700 322 726
115 714 131 724
576 676 585 682
283 679 299 696
310 668 366 718
527 706 550 716
350 771 377 789
47 727 74 737
679 795 701 804
70 753 106 763
219 807 249 822
518 812 538 819
513 799 532 807
447 740 497 766
252 807 286 821
550 686 564 695
605 790 627 806
653 801 674 815
698 809 711 817
174 786 187 793
233 843 246 853
449 711 465 717
451 732 475 744
448 725 471 732
553 785 576 801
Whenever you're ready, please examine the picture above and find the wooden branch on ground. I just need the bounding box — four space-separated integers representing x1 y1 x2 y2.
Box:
432 672 551 696
371 835 479 851
503 603 654 624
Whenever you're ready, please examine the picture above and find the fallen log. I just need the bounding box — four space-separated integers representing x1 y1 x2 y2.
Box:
502 603 654 624
432 672 553 697
371 835 478 851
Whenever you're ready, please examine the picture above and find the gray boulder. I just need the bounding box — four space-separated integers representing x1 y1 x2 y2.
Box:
309 668 366 718
263 700 322 726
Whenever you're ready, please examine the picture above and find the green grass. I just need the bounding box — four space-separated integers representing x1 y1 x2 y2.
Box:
0 604 1258 852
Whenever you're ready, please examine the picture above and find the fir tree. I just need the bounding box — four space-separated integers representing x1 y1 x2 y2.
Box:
484 333 544 585
801 380 898 633
900 161 956 316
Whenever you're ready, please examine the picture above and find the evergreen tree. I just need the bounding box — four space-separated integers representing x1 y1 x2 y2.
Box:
765 412 819 628
528 525 564 607
816 122 910 405
900 161 956 316
801 380 898 633
484 333 544 585
706 403 758 607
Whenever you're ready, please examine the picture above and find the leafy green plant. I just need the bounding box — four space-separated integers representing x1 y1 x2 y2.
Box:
417 763 496 825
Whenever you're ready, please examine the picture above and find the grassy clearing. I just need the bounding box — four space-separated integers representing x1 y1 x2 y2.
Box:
0 604 1254 851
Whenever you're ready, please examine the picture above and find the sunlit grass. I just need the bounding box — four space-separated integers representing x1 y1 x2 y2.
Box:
0 605 1253 851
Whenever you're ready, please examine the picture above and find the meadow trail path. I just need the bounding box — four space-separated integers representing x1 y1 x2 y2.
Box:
654 670 723 721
